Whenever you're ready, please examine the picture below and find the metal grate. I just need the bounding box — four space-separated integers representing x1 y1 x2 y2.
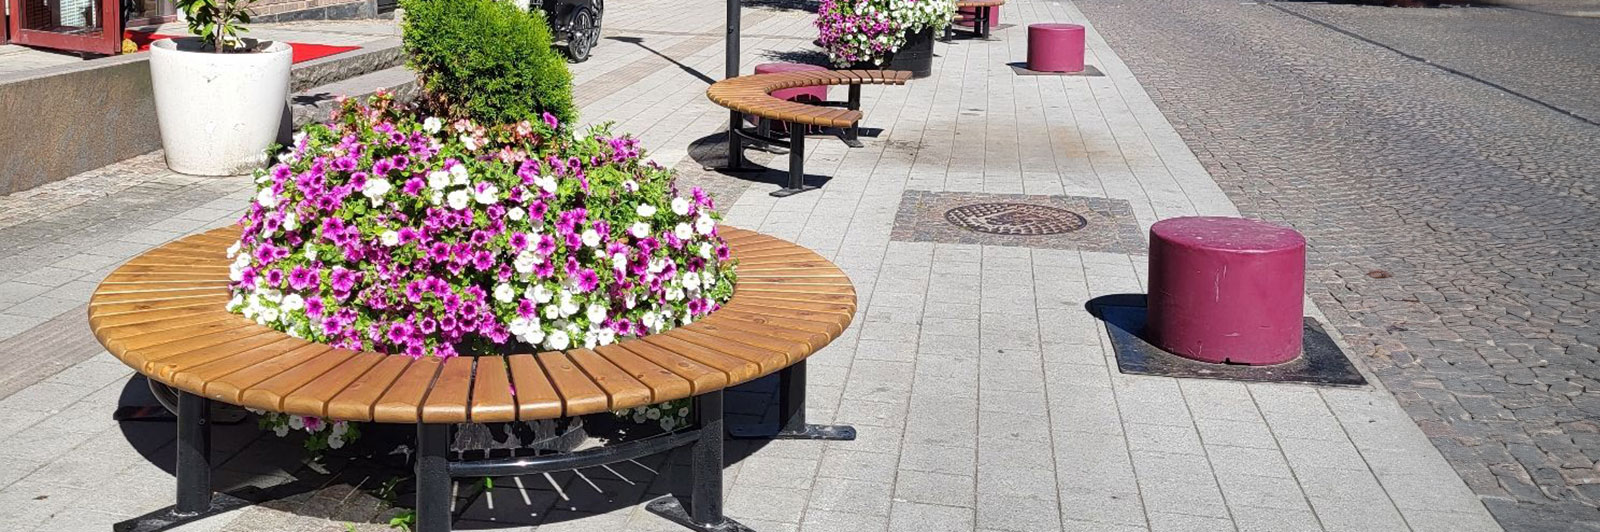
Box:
944 202 1088 236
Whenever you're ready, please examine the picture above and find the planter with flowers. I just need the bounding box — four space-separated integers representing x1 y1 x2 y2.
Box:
816 0 956 78
152 0 293 176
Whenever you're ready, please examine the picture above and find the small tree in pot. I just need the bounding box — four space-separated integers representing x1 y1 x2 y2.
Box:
150 0 293 176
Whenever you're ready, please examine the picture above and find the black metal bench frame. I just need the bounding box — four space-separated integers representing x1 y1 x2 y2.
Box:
943 6 998 40
147 360 852 532
720 84 865 197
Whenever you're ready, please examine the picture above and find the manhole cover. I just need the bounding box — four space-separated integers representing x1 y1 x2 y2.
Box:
944 203 1088 236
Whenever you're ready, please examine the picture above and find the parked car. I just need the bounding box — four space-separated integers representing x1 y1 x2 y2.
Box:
540 0 604 62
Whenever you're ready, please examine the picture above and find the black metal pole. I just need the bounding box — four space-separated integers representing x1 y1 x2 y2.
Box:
416 424 452 532
726 0 740 79
778 360 807 433
787 122 805 192
174 391 212 516
690 390 725 526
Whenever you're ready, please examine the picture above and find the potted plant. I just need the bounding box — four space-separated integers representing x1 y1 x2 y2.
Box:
816 0 955 78
150 0 292 176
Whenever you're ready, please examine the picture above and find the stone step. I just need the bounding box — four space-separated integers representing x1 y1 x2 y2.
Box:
289 37 406 92
290 64 419 129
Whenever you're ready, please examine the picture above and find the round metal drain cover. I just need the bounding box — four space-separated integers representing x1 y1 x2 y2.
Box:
944 203 1088 236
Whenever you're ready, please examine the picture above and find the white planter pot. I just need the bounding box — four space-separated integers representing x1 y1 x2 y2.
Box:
150 38 292 176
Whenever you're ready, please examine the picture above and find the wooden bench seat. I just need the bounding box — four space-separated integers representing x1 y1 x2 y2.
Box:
89 225 857 425
705 69 912 196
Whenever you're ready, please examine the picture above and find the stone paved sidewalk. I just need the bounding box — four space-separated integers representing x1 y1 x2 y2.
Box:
0 0 1503 531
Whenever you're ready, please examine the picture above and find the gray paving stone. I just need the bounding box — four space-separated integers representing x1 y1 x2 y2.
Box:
888 501 974 532
807 477 893 517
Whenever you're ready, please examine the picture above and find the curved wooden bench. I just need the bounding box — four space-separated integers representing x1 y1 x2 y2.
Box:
705 69 911 196
949 0 1005 39
90 225 855 424
91 225 858 531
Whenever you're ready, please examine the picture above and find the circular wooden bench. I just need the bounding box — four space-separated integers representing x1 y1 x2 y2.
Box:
948 0 1005 39
89 225 858 532
705 69 911 196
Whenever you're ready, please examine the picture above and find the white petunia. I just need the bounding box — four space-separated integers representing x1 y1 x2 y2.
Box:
698 242 713 259
636 204 658 218
530 283 555 304
542 304 560 320
283 211 298 231
447 190 471 210
226 241 241 259
581 229 601 248
508 207 526 221
558 292 580 317
543 329 571 351
630 221 651 238
380 230 400 247
460 134 479 151
596 328 616 346
674 222 693 240
423 117 443 134
427 170 450 190
281 294 305 312
695 213 714 235
586 303 608 324
683 273 701 291
362 178 392 202
494 283 515 303
612 252 628 271
514 250 539 274
671 197 690 216
430 190 444 206
449 164 470 185
256 188 278 209
474 183 500 205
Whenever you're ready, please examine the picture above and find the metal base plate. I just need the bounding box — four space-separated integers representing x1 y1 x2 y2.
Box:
1008 63 1105 77
114 494 251 532
646 495 755 532
727 423 857 440
770 185 819 198
841 138 865 148
1094 302 1367 387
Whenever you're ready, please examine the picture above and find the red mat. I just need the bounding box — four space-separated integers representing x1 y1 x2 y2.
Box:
124 30 361 64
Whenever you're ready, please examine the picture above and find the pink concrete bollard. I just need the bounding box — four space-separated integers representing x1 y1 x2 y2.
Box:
754 62 829 103
1026 23 1086 73
1146 217 1307 365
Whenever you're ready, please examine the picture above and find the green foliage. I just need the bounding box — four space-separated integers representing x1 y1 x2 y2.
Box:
388 510 416 531
401 0 577 126
174 0 256 52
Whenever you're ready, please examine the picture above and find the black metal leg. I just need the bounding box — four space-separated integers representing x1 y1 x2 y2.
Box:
751 118 789 154
726 110 744 170
729 361 857 440
417 424 452 532
646 390 752 532
174 391 213 516
980 7 992 38
842 84 864 148
770 122 816 197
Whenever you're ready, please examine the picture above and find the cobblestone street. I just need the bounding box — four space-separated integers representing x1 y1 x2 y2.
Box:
1074 0 1600 529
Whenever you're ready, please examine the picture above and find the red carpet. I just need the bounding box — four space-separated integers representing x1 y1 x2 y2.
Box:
124 30 361 64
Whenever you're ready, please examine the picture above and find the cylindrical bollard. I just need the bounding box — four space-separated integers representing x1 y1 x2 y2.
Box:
1026 24 1086 73
1146 217 1307 365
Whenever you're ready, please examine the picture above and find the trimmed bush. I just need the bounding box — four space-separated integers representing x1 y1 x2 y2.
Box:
401 0 577 126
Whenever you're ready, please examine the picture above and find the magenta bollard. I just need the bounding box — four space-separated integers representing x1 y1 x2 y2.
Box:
1026 24 1086 73
1146 217 1307 365
754 63 829 103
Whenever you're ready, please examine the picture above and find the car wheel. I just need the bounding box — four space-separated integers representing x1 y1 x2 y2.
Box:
565 9 598 63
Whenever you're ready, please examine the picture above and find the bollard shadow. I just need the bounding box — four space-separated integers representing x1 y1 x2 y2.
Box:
110 373 788 530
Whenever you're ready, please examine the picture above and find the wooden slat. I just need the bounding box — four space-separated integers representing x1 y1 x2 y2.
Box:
685 317 813 363
93 311 238 339
716 307 842 338
202 343 334 403
327 356 413 421
664 327 790 375
470 356 517 423
568 349 653 409
152 332 306 381
169 336 309 392
602 342 725 394
88 295 230 319
280 352 386 418
507 354 563 420
592 344 695 401
421 356 474 423
124 327 280 372
240 348 361 412
641 334 763 382
537 351 610 416
721 302 851 335
373 357 440 423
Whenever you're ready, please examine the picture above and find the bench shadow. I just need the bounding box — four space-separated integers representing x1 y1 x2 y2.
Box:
686 128 890 193
111 374 788 530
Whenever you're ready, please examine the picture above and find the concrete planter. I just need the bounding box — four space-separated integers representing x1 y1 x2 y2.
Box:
150 38 292 176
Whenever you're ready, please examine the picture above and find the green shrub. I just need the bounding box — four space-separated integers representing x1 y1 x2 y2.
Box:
401 0 577 126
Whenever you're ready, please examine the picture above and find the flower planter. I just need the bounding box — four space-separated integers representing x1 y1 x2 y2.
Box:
850 27 936 78
150 38 292 176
